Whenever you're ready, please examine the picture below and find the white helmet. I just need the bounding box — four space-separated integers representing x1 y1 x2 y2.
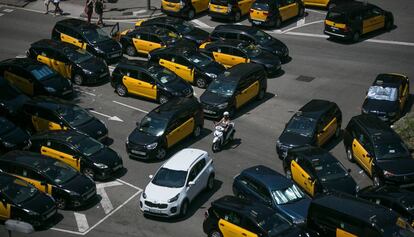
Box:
223 111 230 117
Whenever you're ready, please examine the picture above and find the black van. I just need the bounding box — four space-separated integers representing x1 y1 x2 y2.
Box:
126 97 204 160
307 192 414 237
200 63 267 119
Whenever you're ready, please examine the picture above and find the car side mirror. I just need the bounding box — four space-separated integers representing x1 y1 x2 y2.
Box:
148 174 153 179
188 181 195 186
347 168 352 173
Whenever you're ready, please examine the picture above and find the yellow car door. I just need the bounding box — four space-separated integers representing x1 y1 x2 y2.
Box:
60 33 87 50
198 0 210 12
0 202 11 219
317 117 337 146
235 80 259 108
15 174 53 195
228 50 249 67
219 219 258 237
291 160 315 196
122 72 142 96
352 138 373 176
173 57 195 83
278 1 290 21
336 228 358 237
3 70 34 96
287 1 299 19
370 8 385 31
250 8 269 22
36 54 53 68
238 0 254 15
137 72 158 100
166 117 195 148
40 145 81 171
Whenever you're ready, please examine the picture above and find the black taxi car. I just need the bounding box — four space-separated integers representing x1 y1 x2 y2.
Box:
203 195 318 237
209 25 289 62
126 97 204 160
0 116 31 153
0 58 73 98
28 39 110 85
308 192 414 237
283 146 357 197
21 96 108 141
249 0 305 28
200 63 267 119
344 114 414 187
161 0 209 19
362 73 409 124
111 60 193 103
135 16 209 45
0 151 97 209
276 99 342 159
200 40 281 75
358 185 414 227
208 0 255 22
0 172 57 228
0 76 29 117
324 1 394 42
149 47 226 88
51 19 123 63
29 130 123 180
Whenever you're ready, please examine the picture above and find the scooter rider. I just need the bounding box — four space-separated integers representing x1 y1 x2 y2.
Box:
215 111 232 137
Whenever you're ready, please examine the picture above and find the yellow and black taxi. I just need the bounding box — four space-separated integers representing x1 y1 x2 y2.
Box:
276 99 342 159
111 60 193 103
149 47 226 88
0 172 57 228
209 25 289 62
324 1 394 42
209 0 255 22
203 195 318 237
358 185 414 227
283 146 357 197
0 76 29 117
343 114 414 187
0 151 97 209
249 0 305 28
51 19 123 63
28 39 110 86
362 73 409 124
0 116 31 153
126 97 204 160
29 130 123 180
161 0 209 19
200 40 281 75
135 16 209 45
307 192 414 237
20 96 108 141
0 58 73 98
303 0 350 9
119 26 193 57
200 63 266 119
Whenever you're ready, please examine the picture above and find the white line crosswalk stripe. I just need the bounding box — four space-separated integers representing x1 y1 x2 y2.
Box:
74 213 89 233
3 8 13 12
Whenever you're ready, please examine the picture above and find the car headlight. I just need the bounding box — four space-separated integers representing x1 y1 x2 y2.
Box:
146 142 158 150
388 112 397 117
83 69 93 75
23 208 38 216
206 72 217 79
168 193 180 203
217 102 228 109
142 192 147 199
94 47 105 54
355 185 360 193
2 141 15 148
64 189 79 196
45 87 56 93
94 162 108 169
361 107 368 114
383 170 395 177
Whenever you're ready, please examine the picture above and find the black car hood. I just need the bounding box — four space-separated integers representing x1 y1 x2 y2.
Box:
61 173 95 195
75 118 107 140
169 38 196 49
40 75 72 92
251 51 281 66
93 39 122 54
377 158 414 174
279 131 313 147
0 126 30 147
200 90 230 105
88 147 122 167
279 198 311 223
199 62 226 76
20 191 55 214
78 57 108 74
362 99 398 114
262 38 287 52
128 128 160 146
184 28 209 44
1 94 29 116
161 78 193 95
322 176 357 195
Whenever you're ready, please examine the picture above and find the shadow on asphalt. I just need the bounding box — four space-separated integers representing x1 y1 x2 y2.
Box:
36 213 64 231
326 25 398 45
232 92 276 120
323 129 343 151
401 94 414 118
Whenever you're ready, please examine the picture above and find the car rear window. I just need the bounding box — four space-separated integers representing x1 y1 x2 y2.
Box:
252 2 269 11
164 0 180 3
326 11 347 23
210 0 235 6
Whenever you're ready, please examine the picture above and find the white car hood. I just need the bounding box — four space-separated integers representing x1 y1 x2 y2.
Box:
145 182 182 203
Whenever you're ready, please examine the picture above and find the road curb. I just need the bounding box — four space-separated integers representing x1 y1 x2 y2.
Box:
79 10 163 20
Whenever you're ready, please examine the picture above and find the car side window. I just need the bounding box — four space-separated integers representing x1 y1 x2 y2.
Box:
65 28 81 39
175 57 191 67
150 34 162 44
22 168 43 181
297 158 313 175
238 34 254 44
39 48 55 59
371 7 383 16
224 211 242 226
362 9 374 20
219 46 232 55
231 48 246 58
139 72 155 84
188 166 198 183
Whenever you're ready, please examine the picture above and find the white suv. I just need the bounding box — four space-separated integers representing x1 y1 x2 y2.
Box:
139 148 215 217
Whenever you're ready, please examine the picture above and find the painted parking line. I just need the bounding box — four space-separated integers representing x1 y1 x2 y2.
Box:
96 181 123 214
74 213 89 233
112 100 149 113
282 20 324 33
3 8 13 12
191 19 213 29
89 110 124 122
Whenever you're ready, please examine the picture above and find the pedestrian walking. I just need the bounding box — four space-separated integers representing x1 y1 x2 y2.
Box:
53 0 63 16
95 0 104 26
44 0 51 14
85 0 94 23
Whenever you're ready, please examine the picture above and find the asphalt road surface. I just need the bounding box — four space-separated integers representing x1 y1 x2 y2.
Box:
0 0 414 236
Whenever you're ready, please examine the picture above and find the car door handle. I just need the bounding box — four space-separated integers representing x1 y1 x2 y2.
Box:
160 61 165 64
353 144 356 147
242 234 247 236
175 67 180 69
219 223 225 227
362 154 366 158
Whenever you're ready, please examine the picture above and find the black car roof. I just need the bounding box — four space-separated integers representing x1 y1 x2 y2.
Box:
0 150 61 172
31 39 79 55
374 73 406 87
351 114 399 140
148 97 199 121
330 1 375 14
31 130 87 143
212 195 275 219
291 146 337 163
56 18 98 31
0 58 46 71
298 99 335 120
151 45 198 56
25 96 75 111
216 63 263 83
144 16 184 25
207 39 249 48
240 165 293 190
214 24 260 34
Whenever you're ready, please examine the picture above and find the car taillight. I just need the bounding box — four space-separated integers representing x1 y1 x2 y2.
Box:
249 9 254 13
204 210 209 220
263 12 268 16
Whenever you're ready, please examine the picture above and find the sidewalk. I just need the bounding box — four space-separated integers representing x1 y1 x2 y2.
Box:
1 0 164 20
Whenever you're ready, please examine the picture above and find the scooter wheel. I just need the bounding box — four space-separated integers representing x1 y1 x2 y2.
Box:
212 142 220 153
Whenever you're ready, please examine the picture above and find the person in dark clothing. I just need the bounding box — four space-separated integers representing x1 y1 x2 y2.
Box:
85 0 94 23
95 0 104 26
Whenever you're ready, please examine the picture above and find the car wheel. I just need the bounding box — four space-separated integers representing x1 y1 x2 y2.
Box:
116 84 128 97
180 199 189 217
385 19 393 31
56 197 67 209
275 17 282 28
209 229 223 237
298 6 305 17
158 94 169 104
83 167 95 179
206 174 214 191
155 147 166 160
212 142 220 153
334 125 341 138
125 45 137 57
187 8 195 20
257 87 266 100
352 31 360 42
234 11 241 22
285 168 292 179
193 125 202 137
195 77 207 88
346 147 354 162
73 73 84 85
373 174 383 187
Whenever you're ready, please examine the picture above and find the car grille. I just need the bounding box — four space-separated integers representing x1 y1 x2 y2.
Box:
82 188 96 200
42 206 56 220
145 201 168 209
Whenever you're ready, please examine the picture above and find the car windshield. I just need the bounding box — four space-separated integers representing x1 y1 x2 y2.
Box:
58 105 94 127
175 21 194 34
64 48 93 64
148 66 177 84
72 136 104 156
31 66 57 81
375 141 410 160
187 53 213 68
253 30 272 44
286 116 317 137
0 118 15 134
151 167 187 188
367 86 398 102
239 44 262 57
271 184 305 205
1 179 38 204
257 212 293 236
206 79 237 97
41 161 77 185
83 27 110 43
139 116 168 137
312 159 348 182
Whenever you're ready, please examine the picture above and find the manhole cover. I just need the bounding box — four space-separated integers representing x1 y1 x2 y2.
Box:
296 75 315 82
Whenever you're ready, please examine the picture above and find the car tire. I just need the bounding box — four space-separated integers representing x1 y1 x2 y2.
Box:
298 6 305 17
73 73 84 85
346 147 355 162
158 94 169 104
180 199 189 217
257 87 266 100
209 229 223 237
352 31 360 43
195 77 207 88
193 125 202 137
234 11 241 22
56 197 67 209
334 125 341 138
385 18 393 31
206 174 215 191
116 84 128 97
125 45 137 57
212 142 221 153
83 167 95 179
285 168 292 179
373 174 383 187
155 147 167 160
187 8 195 20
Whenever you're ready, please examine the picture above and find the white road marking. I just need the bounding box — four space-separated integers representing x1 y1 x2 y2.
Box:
282 20 324 33
0 13 4 17
74 213 89 233
116 178 141 190
89 110 124 122
284 31 329 38
97 186 114 214
15 55 26 58
271 29 283 33
108 65 115 73
305 9 326 15
96 180 123 189
51 227 84 235
296 17 305 27
134 9 147 15
3 8 13 12
112 100 149 113
191 19 213 29
75 89 96 96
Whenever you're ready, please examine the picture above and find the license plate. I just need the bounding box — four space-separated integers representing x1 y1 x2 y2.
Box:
252 20 262 24
149 208 162 213
131 150 146 155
